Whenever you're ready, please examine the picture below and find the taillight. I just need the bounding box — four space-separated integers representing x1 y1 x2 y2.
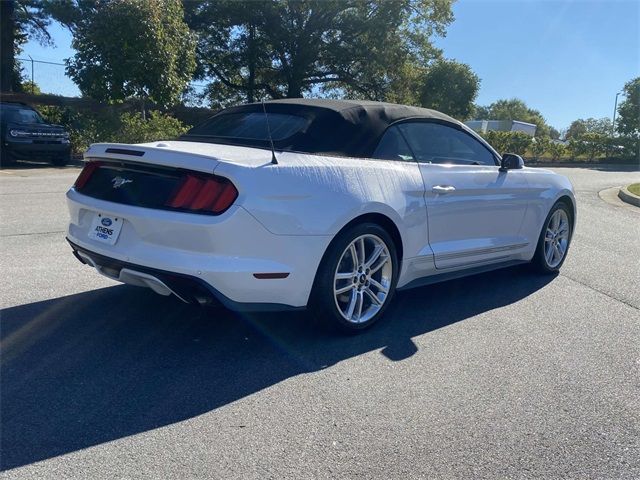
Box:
166 173 238 214
74 161 102 189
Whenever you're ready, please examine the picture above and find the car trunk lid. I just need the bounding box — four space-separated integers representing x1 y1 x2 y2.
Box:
85 141 274 173
76 141 271 215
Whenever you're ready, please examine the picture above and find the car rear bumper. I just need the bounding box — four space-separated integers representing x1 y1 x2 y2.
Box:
68 240 304 311
66 188 332 309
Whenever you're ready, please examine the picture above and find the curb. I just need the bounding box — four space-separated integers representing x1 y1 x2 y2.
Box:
527 162 638 168
618 186 640 207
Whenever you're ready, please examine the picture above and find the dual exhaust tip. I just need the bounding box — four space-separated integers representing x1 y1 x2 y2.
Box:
73 249 213 306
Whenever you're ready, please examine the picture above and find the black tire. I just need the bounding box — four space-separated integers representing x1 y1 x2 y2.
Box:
0 149 17 167
51 152 70 167
530 201 573 273
310 222 399 333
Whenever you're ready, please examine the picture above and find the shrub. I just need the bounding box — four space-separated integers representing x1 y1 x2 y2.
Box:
547 142 566 161
481 130 533 156
529 136 550 160
118 111 190 144
567 133 609 160
38 106 190 153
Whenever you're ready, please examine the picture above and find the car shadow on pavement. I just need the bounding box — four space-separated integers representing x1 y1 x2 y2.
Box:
0 266 556 471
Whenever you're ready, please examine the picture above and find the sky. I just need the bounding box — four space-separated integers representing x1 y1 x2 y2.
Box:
20 0 640 131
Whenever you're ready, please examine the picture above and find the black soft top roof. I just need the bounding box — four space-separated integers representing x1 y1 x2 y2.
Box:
259 98 456 122
182 98 461 158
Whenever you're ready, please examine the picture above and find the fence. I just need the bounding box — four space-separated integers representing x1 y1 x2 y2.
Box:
16 57 79 97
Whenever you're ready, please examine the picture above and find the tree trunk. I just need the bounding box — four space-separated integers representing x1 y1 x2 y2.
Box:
247 23 256 103
1 0 15 92
286 77 303 98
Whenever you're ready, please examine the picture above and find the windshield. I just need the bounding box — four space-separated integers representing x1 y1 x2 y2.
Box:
1 107 45 124
185 112 309 141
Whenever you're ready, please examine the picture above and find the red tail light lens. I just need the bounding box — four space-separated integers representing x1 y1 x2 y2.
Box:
74 161 102 189
166 173 238 214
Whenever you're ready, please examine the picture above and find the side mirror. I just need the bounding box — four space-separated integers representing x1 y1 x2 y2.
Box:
499 153 524 172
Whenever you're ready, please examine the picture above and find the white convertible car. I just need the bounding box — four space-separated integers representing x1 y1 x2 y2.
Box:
67 99 575 331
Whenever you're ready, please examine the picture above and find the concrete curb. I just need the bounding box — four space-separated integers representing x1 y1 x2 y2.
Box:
527 162 638 168
618 185 640 207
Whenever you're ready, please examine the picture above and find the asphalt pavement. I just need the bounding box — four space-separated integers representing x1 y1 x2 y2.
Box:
1 163 639 479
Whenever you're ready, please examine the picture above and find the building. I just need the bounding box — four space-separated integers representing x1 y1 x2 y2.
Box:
465 119 537 136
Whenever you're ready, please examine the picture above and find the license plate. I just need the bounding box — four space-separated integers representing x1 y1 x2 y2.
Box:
88 213 123 245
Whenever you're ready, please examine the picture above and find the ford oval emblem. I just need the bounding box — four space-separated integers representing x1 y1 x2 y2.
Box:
101 218 112 227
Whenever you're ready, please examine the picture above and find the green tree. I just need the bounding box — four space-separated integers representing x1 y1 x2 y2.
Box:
185 0 454 104
616 77 640 160
475 98 551 137
65 0 196 109
381 62 425 106
472 104 491 119
616 77 640 137
418 59 480 120
565 117 612 140
583 133 610 160
1 0 53 92
21 80 42 94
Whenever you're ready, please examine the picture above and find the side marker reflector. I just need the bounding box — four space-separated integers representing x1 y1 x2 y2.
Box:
253 273 290 279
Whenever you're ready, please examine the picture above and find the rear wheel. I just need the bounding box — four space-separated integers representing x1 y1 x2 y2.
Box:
531 201 573 273
311 223 398 332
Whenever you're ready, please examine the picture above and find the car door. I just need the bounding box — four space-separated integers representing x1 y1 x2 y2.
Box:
397 121 531 269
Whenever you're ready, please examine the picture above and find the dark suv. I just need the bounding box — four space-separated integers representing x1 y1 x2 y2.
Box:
1 102 71 166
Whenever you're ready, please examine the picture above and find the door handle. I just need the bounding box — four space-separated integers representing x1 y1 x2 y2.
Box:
432 185 456 194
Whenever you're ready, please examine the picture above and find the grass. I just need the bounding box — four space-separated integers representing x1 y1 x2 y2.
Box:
627 183 640 196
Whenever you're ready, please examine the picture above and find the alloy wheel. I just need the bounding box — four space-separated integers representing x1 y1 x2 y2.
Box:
333 234 393 324
544 209 570 268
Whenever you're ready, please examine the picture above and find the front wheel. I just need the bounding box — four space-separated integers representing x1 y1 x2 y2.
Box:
0 149 17 167
531 201 573 273
311 223 398 332
51 151 71 167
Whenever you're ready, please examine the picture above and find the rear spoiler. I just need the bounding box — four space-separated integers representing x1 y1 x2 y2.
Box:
84 143 221 174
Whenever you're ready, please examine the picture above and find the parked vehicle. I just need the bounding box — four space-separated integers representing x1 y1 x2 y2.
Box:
66 99 576 332
1 102 71 166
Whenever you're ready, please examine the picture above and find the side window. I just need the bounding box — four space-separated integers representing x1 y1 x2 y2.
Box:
397 122 497 166
371 126 414 162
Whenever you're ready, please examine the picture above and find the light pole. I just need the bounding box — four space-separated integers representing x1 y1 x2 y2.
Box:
612 92 622 137
28 55 34 94
608 91 622 160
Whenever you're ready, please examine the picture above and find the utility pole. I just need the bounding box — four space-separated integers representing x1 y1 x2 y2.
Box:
28 55 34 93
